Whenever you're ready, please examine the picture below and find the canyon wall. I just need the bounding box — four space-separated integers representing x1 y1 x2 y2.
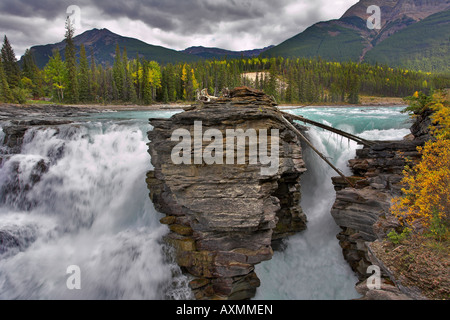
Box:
330 110 432 299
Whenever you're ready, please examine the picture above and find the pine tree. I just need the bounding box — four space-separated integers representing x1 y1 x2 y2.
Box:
122 46 129 101
21 49 43 99
120 47 137 103
125 62 137 104
64 17 79 103
162 87 169 103
111 77 119 101
254 72 260 90
161 66 169 102
0 53 14 102
1 36 21 89
266 61 278 100
134 55 142 101
347 73 360 104
78 44 91 102
285 68 298 103
102 65 114 103
164 63 177 102
112 44 124 100
22 49 38 81
90 48 99 102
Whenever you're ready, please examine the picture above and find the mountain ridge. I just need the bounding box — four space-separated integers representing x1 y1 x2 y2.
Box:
24 28 200 69
342 0 450 23
263 0 450 72
21 0 450 72
24 28 274 68
181 45 275 59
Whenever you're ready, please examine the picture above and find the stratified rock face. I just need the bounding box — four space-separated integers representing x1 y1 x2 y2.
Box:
330 113 430 281
146 87 307 300
331 140 422 278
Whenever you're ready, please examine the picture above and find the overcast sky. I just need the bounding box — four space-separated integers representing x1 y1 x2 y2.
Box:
0 0 359 57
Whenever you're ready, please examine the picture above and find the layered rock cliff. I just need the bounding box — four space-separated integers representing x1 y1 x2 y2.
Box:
146 87 307 300
330 111 432 299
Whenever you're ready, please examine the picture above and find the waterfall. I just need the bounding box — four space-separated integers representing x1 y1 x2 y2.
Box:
0 107 410 300
254 107 411 300
0 120 192 300
254 126 361 300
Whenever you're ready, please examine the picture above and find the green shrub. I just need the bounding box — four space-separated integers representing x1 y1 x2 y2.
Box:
402 91 433 115
427 210 449 242
11 87 31 104
387 227 411 245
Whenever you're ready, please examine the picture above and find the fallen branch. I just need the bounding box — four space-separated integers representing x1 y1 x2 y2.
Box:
280 115 356 188
283 112 374 147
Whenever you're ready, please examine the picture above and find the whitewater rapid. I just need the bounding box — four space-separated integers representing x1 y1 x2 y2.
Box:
254 106 411 300
0 118 192 300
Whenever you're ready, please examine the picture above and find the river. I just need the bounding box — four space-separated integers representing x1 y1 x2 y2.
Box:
0 106 411 300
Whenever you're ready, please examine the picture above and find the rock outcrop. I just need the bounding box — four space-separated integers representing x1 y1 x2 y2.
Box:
330 111 431 298
331 139 422 278
146 87 307 300
0 104 97 158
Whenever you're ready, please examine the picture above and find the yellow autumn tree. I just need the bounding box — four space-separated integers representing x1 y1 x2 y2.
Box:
191 69 199 92
392 91 450 235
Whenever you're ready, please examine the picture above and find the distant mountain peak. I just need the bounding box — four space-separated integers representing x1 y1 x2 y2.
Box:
23 28 199 69
342 0 450 25
73 28 121 46
262 0 450 72
182 45 275 59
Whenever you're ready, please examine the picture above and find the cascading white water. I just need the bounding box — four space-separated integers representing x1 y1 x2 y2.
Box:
0 127 5 153
0 118 192 300
254 106 411 300
254 127 361 300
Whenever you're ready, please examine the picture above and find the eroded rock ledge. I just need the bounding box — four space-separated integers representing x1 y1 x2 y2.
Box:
146 87 307 300
330 112 431 300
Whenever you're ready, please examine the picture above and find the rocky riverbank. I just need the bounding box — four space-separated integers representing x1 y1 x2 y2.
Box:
330 109 434 300
146 87 308 300
0 104 96 162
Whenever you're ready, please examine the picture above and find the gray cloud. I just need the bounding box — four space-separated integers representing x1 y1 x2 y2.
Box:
94 0 280 34
0 0 72 19
0 0 359 57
